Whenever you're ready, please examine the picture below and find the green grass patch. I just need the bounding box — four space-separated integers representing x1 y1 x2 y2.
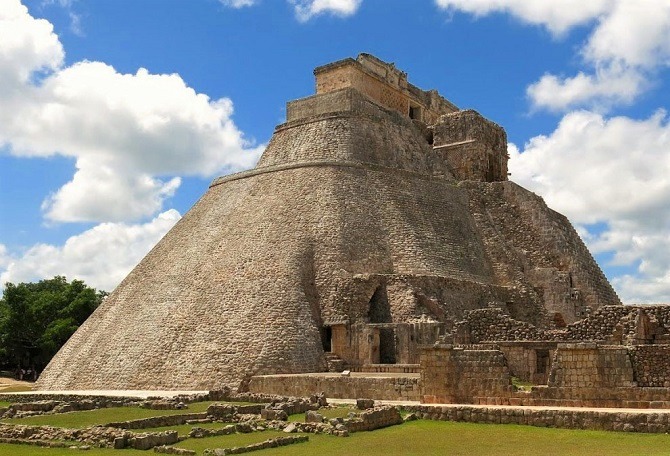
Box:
174 429 299 453
511 376 535 392
141 421 233 437
248 420 670 456
1 401 215 428
288 405 357 422
3 408 670 455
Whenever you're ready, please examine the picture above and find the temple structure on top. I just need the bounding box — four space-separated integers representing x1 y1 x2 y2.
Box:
37 54 620 392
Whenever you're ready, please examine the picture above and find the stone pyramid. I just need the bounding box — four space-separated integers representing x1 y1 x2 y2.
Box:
37 54 620 391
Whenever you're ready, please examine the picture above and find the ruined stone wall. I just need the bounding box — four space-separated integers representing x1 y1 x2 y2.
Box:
313 54 457 123
315 62 409 116
498 342 557 385
563 306 631 341
286 88 358 122
420 346 513 404
630 345 670 387
548 344 635 388
433 110 508 182
419 343 670 408
406 404 670 433
506 386 670 409
459 305 670 344
457 308 548 343
248 374 420 401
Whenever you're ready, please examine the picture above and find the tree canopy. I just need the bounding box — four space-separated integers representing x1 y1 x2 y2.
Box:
0 276 106 373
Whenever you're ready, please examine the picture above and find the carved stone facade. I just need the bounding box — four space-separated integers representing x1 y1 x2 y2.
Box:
37 54 620 391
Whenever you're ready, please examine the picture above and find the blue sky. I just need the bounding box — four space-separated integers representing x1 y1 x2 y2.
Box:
2 0 670 303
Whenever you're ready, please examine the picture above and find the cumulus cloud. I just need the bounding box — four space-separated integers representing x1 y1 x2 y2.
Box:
0 210 181 292
434 0 610 35
290 0 362 22
509 109 670 302
0 1 263 223
435 0 670 111
527 66 646 113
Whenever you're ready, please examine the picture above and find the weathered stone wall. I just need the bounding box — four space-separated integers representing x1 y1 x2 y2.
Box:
498 342 557 385
548 344 635 388
262 88 452 177
420 343 670 408
433 110 508 182
630 345 670 387
248 374 420 401
404 404 670 433
420 346 513 404
459 306 670 346
505 387 670 409
343 406 402 432
315 60 411 118
457 308 547 343
462 181 621 324
313 54 458 124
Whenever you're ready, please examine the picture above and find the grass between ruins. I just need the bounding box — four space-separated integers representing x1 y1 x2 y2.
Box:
3 401 670 455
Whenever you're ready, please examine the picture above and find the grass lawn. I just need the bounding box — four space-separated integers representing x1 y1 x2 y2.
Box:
178 420 670 456
0 443 148 455
2 407 670 455
1 401 215 428
287 405 357 422
141 421 232 436
176 430 300 453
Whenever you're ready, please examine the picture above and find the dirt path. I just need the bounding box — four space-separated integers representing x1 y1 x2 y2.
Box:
0 376 34 392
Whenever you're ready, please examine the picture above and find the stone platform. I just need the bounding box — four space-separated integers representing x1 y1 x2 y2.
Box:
248 372 421 401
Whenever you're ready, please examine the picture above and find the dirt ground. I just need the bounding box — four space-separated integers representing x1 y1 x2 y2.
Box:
0 376 34 392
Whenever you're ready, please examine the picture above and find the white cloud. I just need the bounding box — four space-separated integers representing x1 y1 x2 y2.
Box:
0 1 263 223
0 210 181 292
0 0 63 89
290 0 362 22
584 0 670 68
434 0 610 35
219 0 257 8
509 109 670 302
526 65 646 113
435 0 670 111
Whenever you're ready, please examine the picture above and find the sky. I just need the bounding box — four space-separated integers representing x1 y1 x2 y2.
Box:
1 0 670 303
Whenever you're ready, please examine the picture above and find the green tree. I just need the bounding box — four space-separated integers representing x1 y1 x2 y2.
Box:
0 276 106 375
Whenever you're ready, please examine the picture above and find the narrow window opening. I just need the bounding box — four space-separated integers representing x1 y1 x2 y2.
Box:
408 104 422 121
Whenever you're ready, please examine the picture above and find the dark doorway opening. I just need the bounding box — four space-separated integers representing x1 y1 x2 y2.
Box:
379 328 396 364
321 326 332 353
553 312 567 328
368 286 391 323
536 349 550 374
